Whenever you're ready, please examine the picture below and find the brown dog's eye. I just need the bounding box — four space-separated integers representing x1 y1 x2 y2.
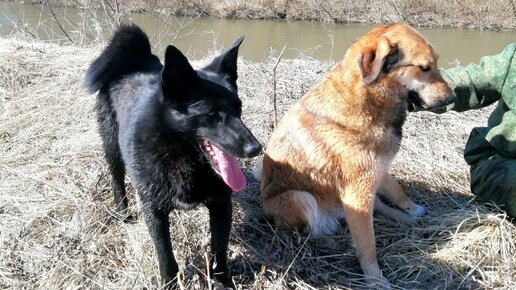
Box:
420 66 431 72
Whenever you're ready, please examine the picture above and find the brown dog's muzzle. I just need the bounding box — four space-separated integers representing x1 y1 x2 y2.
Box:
432 93 457 109
408 74 456 111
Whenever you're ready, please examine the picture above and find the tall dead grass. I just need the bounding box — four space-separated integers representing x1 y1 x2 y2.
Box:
31 0 516 31
0 35 515 289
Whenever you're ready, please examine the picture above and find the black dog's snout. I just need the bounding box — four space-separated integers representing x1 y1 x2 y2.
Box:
243 141 262 158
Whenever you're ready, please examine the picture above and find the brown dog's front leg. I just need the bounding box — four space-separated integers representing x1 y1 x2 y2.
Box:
378 174 426 218
341 186 391 289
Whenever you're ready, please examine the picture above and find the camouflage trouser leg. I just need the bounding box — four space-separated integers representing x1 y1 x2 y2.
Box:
465 128 516 218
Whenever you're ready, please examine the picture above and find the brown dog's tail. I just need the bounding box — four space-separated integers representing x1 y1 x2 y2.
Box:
262 189 343 236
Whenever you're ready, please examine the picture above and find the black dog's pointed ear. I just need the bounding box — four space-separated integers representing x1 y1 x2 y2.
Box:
161 45 198 103
204 36 244 86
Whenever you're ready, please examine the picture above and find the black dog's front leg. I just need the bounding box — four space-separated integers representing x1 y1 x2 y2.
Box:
205 191 234 288
143 209 179 288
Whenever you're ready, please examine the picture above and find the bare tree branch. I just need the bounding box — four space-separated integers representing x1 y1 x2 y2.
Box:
386 0 405 22
272 43 288 128
45 0 74 44
5 2 37 39
509 0 516 19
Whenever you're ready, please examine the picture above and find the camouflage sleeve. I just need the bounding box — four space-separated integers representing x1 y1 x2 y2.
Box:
437 43 516 112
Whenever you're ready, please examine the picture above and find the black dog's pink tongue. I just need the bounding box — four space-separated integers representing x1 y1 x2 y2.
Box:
211 144 246 192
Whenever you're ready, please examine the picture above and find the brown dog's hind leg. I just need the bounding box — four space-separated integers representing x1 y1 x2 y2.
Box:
262 190 319 234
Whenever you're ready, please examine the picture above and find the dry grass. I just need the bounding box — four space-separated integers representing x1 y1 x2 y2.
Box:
33 0 516 31
1 35 515 290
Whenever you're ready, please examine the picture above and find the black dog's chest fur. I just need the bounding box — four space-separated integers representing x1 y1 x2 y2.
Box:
110 73 228 211
131 137 227 211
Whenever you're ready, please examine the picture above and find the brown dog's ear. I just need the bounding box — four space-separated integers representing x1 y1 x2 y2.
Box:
358 36 393 84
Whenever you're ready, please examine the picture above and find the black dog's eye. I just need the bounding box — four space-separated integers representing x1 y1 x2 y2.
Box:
420 66 431 72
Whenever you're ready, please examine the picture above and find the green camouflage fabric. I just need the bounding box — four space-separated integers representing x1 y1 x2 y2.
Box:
438 43 516 218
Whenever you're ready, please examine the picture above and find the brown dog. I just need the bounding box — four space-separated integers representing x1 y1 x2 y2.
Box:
254 23 455 288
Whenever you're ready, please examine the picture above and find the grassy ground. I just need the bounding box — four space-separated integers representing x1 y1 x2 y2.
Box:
33 0 516 31
0 34 515 290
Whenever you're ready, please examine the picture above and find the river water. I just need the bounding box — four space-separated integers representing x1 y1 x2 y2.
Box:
1 2 515 67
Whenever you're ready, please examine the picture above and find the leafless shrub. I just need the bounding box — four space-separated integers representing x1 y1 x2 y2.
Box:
2 0 201 47
23 0 516 31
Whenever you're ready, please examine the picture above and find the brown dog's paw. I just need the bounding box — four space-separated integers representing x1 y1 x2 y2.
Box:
407 204 427 217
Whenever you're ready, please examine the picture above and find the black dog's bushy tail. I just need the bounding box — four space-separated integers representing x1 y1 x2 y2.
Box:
85 24 156 93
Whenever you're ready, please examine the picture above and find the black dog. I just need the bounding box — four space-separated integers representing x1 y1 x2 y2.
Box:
85 24 262 288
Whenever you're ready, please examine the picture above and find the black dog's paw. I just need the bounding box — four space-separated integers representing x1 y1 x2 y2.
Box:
161 273 181 290
213 272 235 289
123 214 138 224
112 211 138 224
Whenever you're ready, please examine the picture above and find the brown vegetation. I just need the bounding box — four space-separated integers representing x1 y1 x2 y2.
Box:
1 34 515 289
31 0 516 31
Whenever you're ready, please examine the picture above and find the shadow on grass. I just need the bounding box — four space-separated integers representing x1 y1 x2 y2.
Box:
230 177 502 289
